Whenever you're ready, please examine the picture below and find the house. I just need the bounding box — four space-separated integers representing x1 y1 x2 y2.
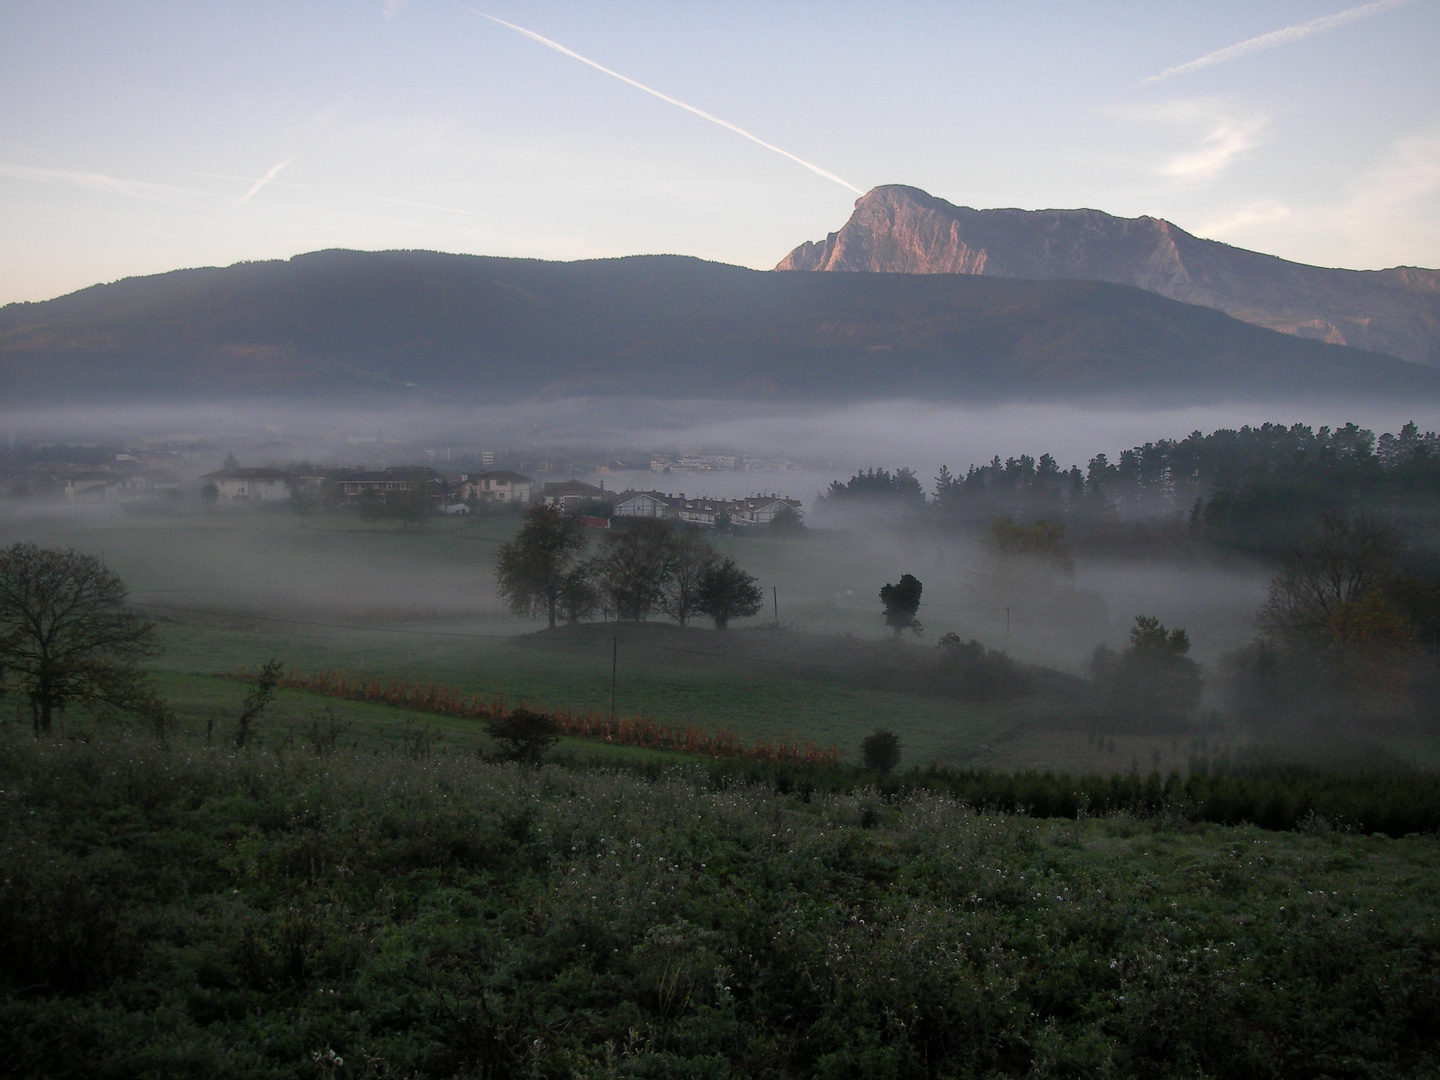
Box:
63 471 118 500
674 497 728 527
613 491 673 519
539 479 607 509
460 470 533 504
335 467 447 505
730 496 804 527
200 467 294 501
109 471 180 502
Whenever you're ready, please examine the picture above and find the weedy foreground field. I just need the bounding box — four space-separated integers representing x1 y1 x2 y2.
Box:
3 719 1439 1080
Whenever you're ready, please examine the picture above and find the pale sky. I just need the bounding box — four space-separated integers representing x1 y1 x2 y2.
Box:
2 0 1437 305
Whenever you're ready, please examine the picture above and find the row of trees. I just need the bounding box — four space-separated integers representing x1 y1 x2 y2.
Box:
496 506 766 630
822 421 1440 553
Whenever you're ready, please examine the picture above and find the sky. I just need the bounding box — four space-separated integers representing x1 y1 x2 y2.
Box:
1 0 1437 305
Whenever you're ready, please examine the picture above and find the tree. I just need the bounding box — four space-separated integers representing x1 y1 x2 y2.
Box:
1089 615 1203 730
359 487 430 525
767 504 806 537
879 573 923 636
697 558 764 629
661 530 717 626
1258 511 1405 674
861 728 901 772
0 543 163 733
289 488 317 526
558 562 602 625
598 520 676 622
986 517 1073 574
495 505 590 629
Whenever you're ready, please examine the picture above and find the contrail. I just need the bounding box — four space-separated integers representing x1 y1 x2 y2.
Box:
236 159 293 206
197 172 475 216
461 7 863 194
1143 0 1417 83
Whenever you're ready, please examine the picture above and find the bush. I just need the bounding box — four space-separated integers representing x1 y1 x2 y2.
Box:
860 728 901 772
488 707 560 763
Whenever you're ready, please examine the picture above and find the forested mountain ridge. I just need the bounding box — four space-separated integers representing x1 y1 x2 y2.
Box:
2 248 1438 404
777 185 1440 366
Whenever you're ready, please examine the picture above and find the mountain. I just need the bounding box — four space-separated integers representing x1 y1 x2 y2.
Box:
777 185 1440 367
3 248 1439 406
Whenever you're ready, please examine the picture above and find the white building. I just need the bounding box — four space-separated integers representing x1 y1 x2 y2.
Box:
613 491 673 518
461 470 533 503
201 467 293 501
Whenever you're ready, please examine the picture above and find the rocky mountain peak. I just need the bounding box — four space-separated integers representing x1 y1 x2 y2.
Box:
775 185 1440 367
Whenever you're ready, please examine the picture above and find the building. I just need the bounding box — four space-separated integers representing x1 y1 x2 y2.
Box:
335 467 447 505
460 470 533 504
613 491 673 519
110 471 180 502
539 479 607 509
730 496 804 526
62 471 117 500
201 467 294 501
674 496 728 527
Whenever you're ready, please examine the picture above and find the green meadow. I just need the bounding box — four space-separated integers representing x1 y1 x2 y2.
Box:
0 504 1430 774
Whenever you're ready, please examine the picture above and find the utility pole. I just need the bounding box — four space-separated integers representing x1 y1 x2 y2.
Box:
773 586 779 628
610 636 618 725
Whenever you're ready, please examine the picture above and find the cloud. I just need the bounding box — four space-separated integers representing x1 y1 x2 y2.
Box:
1193 199 1293 240
1111 99 1267 183
1158 114 1266 181
235 159 293 206
384 0 407 17
1143 0 1418 83
459 7 864 194
0 162 138 196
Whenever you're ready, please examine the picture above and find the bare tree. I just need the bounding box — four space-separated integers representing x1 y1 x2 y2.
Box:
0 543 163 733
1259 511 1402 651
661 530 717 626
495 505 590 629
1258 511 1412 690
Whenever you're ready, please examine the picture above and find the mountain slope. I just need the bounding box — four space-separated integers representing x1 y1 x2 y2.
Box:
776 185 1440 366
3 248 1438 405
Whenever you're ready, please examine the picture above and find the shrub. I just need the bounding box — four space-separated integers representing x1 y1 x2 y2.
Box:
860 728 901 772
488 707 560 763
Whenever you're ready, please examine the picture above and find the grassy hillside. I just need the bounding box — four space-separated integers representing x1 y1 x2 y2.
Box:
5 249 1438 403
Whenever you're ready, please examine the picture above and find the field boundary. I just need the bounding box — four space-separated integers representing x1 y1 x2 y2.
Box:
232 667 839 766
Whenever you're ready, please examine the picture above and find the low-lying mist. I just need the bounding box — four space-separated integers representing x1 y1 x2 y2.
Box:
4 395 1430 493
2 393 1431 691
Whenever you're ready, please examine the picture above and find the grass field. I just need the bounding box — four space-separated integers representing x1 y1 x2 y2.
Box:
0 503 1432 773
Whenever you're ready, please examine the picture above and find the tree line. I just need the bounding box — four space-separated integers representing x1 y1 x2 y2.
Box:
495 505 766 630
823 420 1440 553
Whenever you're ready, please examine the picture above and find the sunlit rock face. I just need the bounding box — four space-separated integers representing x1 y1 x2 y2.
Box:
777 184 1440 367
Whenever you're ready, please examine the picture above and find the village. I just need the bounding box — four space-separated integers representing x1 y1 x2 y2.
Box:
3 443 804 530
